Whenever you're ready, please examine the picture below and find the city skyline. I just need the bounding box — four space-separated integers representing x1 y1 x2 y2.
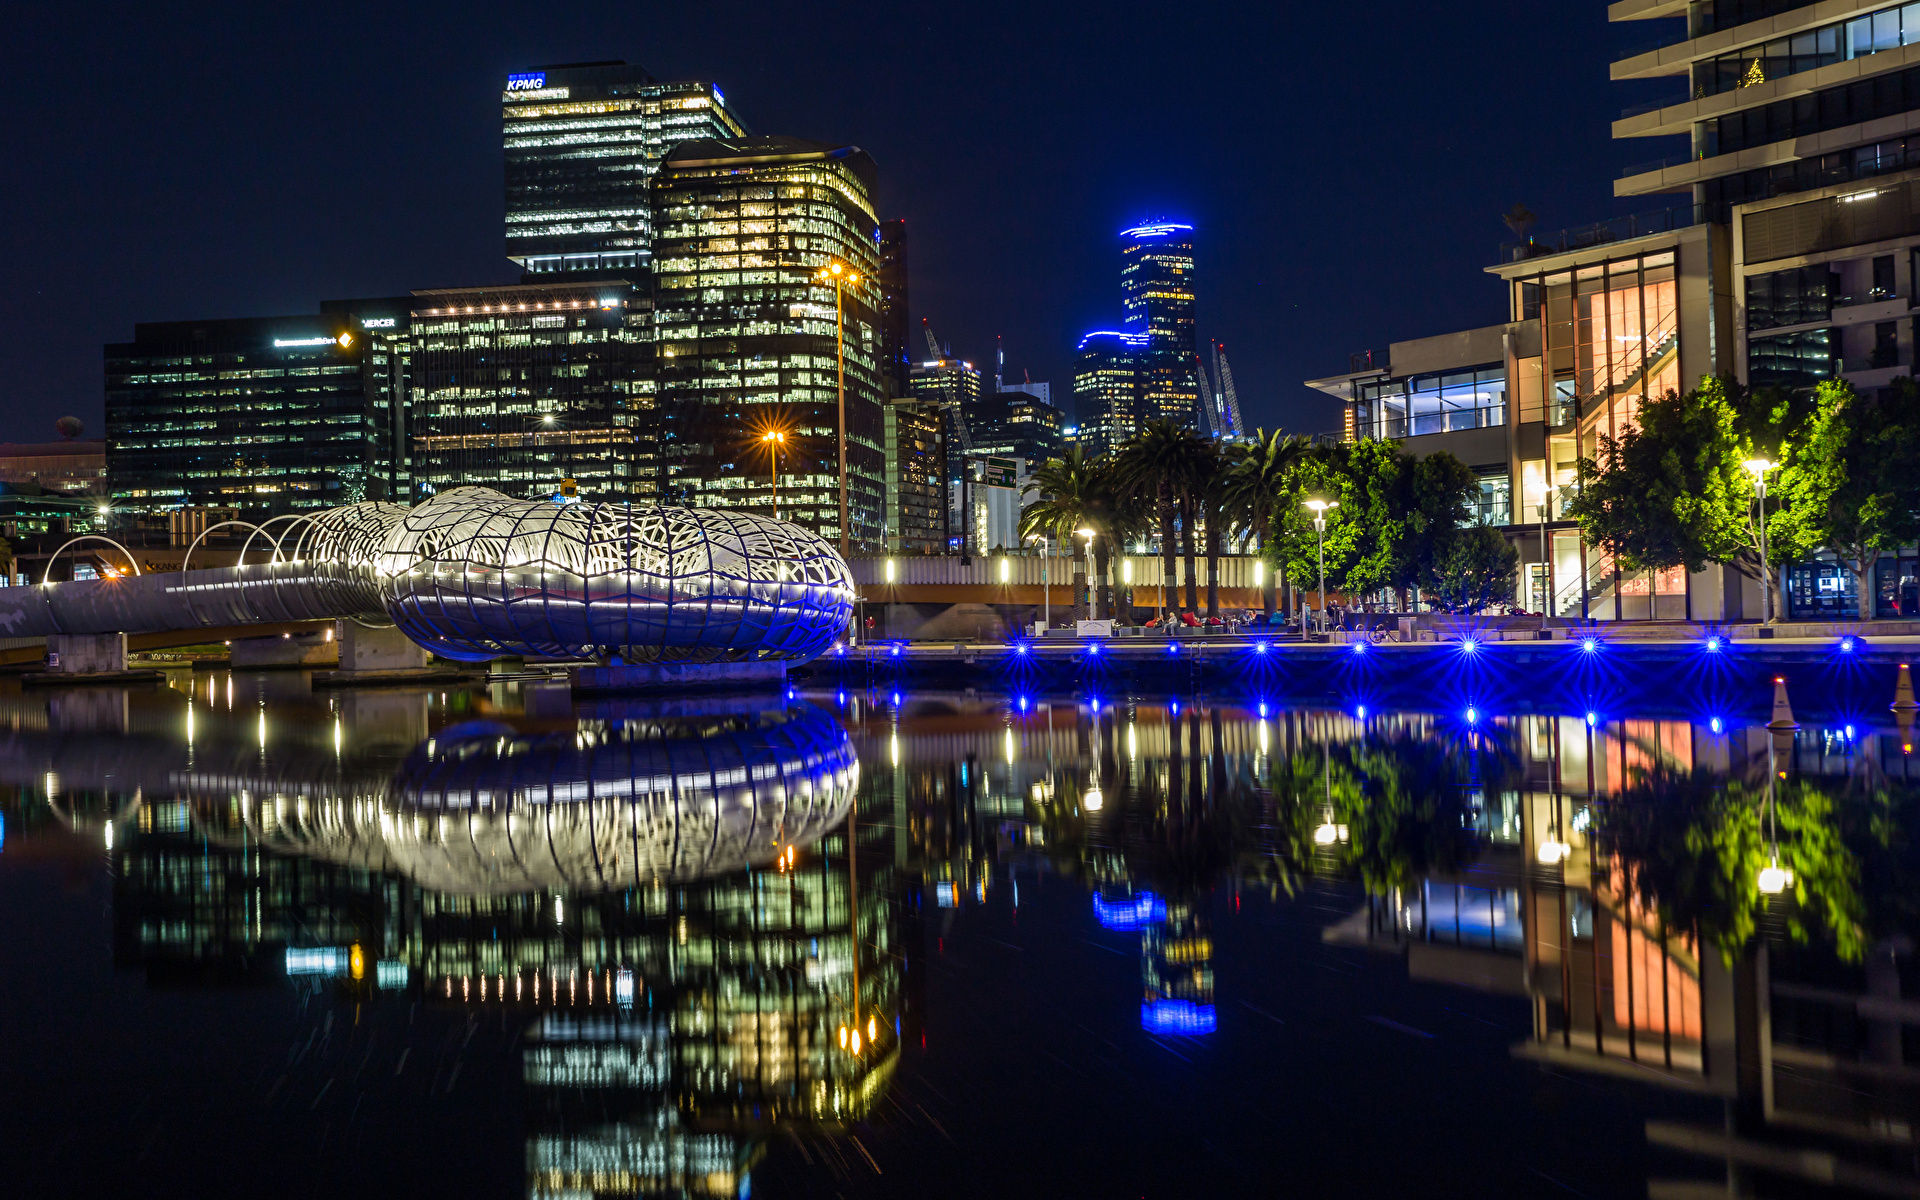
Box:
2 1 1654 447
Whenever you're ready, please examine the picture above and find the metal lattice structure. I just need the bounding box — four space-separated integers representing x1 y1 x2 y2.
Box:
191 705 858 894
373 488 857 663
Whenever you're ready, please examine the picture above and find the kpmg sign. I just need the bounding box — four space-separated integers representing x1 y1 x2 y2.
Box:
506 72 546 91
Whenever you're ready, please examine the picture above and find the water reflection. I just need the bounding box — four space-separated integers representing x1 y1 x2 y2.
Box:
2 672 1918 1195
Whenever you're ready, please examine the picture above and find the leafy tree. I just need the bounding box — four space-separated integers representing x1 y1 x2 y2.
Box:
1424 524 1519 613
1771 379 1920 615
1563 376 1797 618
1271 443 1367 616
1390 451 1477 611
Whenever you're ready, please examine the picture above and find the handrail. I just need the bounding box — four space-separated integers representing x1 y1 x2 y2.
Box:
178 520 268 575
238 514 322 566
39 535 144 586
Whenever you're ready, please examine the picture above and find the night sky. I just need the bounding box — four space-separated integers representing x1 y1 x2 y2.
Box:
2 1 1678 445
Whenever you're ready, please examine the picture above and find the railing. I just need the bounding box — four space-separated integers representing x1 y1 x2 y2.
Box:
1618 152 1699 180
1616 28 1695 61
1833 289 1899 309
1842 350 1905 372
1620 92 1691 119
1499 204 1706 263
846 554 1269 590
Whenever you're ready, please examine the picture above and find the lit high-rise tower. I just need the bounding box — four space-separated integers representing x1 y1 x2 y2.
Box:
1119 223 1199 428
503 61 747 276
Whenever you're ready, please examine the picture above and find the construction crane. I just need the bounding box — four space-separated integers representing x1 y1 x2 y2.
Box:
1212 341 1245 438
922 319 974 454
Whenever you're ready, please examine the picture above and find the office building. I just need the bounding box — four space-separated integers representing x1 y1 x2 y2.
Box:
1306 0 1920 622
1121 223 1201 427
504 61 747 276
884 398 947 553
0 439 106 495
105 307 413 514
876 219 911 398
967 388 1066 464
1071 330 1148 457
649 136 887 548
407 280 655 503
910 349 984 458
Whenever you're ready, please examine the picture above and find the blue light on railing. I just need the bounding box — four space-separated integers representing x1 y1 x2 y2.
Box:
1085 642 1101 656
1013 642 1029 655
1841 637 1856 653
1094 891 1167 930
1141 999 1217 1035
1254 641 1269 655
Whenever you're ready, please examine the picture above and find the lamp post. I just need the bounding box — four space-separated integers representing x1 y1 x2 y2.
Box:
1304 499 1338 633
1029 534 1050 634
760 430 785 521
815 260 862 555
1077 527 1097 621
1535 482 1556 617
1744 458 1775 624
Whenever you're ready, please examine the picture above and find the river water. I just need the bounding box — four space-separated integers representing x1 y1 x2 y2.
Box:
2 666 1916 1198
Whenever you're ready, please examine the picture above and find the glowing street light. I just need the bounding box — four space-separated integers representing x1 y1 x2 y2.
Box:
1304 499 1338 633
760 429 786 521
815 260 863 554
1744 458 1775 624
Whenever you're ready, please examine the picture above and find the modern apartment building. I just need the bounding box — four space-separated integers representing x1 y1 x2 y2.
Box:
503 61 747 277
1307 1 1920 622
1120 223 1201 429
910 350 984 458
648 136 887 549
406 281 655 504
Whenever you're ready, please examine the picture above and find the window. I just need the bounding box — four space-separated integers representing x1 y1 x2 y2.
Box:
1703 62 1920 157
1356 364 1506 439
1748 327 1837 388
1746 265 1838 330
1874 254 1897 299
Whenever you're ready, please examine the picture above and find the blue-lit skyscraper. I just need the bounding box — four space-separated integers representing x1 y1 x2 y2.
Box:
1120 223 1200 429
1072 330 1148 457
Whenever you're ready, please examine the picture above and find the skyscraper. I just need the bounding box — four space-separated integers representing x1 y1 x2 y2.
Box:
503 62 747 277
1071 330 1148 457
876 219 911 399
649 136 886 549
1120 223 1200 427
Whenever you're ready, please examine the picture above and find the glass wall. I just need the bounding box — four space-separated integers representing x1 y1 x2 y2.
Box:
1748 328 1836 389
1516 251 1678 460
1703 62 1920 157
1693 3 1920 99
1355 364 1506 440
1746 264 1838 330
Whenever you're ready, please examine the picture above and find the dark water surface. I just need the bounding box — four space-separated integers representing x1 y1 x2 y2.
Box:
4 663 1919 1198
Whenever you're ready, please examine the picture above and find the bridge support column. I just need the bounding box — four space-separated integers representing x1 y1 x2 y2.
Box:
229 629 339 669
47 632 128 673
337 621 430 671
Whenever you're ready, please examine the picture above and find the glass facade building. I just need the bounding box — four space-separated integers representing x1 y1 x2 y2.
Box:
406 281 656 503
876 219 911 399
1071 331 1148 457
883 398 948 553
503 62 747 276
649 136 887 549
105 309 412 514
1120 224 1200 428
909 355 983 462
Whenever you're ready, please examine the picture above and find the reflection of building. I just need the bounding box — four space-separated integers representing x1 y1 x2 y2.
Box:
650 137 886 548
503 62 746 277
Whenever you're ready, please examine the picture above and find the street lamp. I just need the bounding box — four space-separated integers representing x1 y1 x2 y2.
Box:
1077 526 1097 621
760 430 786 521
1744 458 1775 624
815 260 862 554
1304 499 1339 633
1029 534 1050 633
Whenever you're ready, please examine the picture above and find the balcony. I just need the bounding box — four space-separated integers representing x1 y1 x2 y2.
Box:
1499 203 1704 263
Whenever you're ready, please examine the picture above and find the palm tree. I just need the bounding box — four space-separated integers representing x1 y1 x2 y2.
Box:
1115 421 1212 624
1222 429 1310 623
1187 444 1230 619
1082 459 1153 622
1021 447 1099 622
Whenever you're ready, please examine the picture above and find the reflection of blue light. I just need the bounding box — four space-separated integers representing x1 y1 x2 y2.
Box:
1257 702 1269 718
960 763 968 786
836 691 847 705
1090 697 1101 712
1706 637 1721 653
1466 707 1479 724
0 811 6 854
891 692 902 706
1586 711 1597 727
286 948 347 976
1171 700 1180 714
1094 891 1167 930
1017 695 1029 712
1710 716 1724 734
834 645 844 657
1141 999 1217 1035
1841 637 1856 653
1356 705 1368 718
1846 724 1856 739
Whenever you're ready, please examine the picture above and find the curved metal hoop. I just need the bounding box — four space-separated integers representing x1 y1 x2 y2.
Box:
238 514 323 566
177 520 267 575
40 535 144 586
